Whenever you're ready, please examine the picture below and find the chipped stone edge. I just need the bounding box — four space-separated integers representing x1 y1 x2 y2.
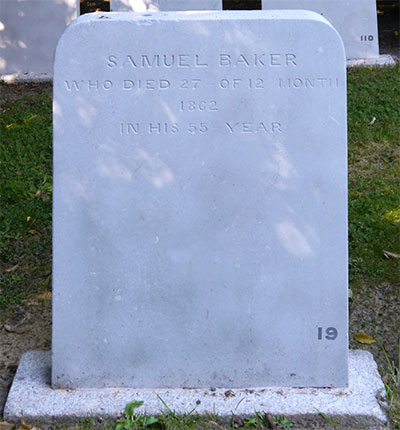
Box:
3 350 387 427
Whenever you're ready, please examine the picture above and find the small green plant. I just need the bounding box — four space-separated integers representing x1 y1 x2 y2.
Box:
273 415 293 429
241 413 293 429
155 394 198 429
242 414 263 428
115 400 158 430
317 410 339 428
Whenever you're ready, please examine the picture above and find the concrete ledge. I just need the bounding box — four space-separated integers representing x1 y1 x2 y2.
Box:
3 350 387 427
347 54 396 67
0 72 53 83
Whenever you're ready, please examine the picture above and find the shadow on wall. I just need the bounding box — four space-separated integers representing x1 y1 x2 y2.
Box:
0 0 78 75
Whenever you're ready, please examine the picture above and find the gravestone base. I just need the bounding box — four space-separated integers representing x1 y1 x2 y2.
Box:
4 350 387 427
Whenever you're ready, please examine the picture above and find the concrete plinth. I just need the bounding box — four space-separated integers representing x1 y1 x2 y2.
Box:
347 54 396 67
4 350 387 427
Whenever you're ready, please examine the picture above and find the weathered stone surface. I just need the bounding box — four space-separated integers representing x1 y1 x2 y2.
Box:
0 0 78 77
53 11 348 389
4 350 387 426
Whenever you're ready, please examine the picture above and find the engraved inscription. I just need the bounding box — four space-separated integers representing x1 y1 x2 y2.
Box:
64 50 339 141
119 122 212 135
360 35 374 41
64 80 113 91
225 122 282 134
106 53 297 69
219 78 265 89
219 53 297 67
180 101 218 112
119 121 283 136
123 79 171 90
107 54 208 68
279 77 339 89
179 79 201 90
318 327 338 340
120 123 179 135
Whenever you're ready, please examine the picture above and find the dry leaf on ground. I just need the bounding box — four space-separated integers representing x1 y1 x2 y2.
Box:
355 333 375 344
383 250 400 259
16 421 40 430
5 264 19 273
0 422 15 430
4 324 25 334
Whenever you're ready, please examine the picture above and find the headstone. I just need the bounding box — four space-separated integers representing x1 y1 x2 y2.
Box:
110 0 222 12
261 0 379 60
0 0 79 77
53 10 348 390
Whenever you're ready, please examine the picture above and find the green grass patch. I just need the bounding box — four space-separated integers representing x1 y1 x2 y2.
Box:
0 88 53 313
347 65 400 287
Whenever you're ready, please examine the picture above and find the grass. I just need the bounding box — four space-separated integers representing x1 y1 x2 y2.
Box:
0 88 52 311
347 65 400 287
0 65 399 428
373 329 400 427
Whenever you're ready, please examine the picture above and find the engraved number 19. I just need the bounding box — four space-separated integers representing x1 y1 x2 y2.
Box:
318 327 338 340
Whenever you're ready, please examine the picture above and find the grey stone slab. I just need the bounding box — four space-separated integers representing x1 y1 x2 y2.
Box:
261 0 379 60
53 11 348 389
110 0 222 12
4 350 387 427
0 0 78 76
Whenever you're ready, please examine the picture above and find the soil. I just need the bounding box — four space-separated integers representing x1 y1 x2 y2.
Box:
0 299 51 416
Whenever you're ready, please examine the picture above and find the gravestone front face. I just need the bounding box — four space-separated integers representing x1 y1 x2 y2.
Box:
0 0 78 76
261 0 379 59
53 11 348 389
110 0 222 11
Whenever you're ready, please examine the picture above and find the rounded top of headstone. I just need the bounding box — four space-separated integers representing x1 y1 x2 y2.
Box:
54 10 345 70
